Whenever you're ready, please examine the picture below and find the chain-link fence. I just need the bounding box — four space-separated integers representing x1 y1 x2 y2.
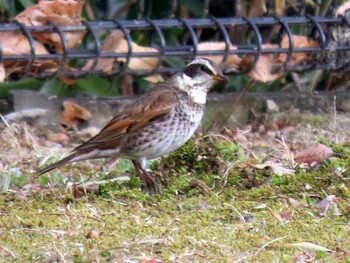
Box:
0 0 349 80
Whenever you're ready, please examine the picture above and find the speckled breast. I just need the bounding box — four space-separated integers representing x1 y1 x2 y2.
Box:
121 94 205 160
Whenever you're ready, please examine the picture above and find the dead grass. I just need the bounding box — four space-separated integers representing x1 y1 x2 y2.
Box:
0 116 349 262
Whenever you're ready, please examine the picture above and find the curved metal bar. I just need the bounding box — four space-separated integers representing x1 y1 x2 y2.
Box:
341 14 350 28
15 22 35 77
276 17 294 68
211 16 230 65
0 16 348 79
179 18 198 60
49 22 68 77
112 20 133 75
241 17 263 73
82 20 101 74
307 14 326 51
145 19 165 75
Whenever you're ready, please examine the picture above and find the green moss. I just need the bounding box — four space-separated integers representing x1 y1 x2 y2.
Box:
1 138 350 261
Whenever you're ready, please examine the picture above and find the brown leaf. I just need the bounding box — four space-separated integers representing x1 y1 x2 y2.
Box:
248 0 267 17
47 133 69 146
271 210 293 223
288 197 304 209
59 101 92 130
82 30 125 74
16 0 85 52
139 259 162 263
240 44 284 82
252 160 295 176
335 0 350 16
116 39 160 71
314 195 341 217
275 0 286 16
196 42 242 67
0 32 59 79
279 35 319 65
82 30 161 83
86 229 99 239
0 32 48 56
133 215 142 226
294 144 333 166
0 63 5 82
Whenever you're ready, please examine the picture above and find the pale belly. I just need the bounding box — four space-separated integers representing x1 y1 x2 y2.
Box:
121 107 204 160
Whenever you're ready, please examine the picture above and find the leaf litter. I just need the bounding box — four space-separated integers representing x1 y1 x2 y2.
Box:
0 107 350 262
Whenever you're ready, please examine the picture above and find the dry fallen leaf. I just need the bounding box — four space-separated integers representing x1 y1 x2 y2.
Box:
271 210 293 223
240 44 284 82
139 259 162 263
47 133 69 146
248 0 267 17
16 0 85 52
294 144 333 166
82 30 161 83
279 34 319 65
283 242 333 252
288 197 304 209
59 101 92 130
82 30 125 74
314 195 341 217
196 42 242 67
86 229 100 239
275 0 286 16
0 32 58 79
116 38 161 82
133 215 142 226
335 0 350 16
0 63 5 82
253 160 295 176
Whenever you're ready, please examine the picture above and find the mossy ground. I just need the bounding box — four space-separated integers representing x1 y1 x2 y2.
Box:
0 123 350 262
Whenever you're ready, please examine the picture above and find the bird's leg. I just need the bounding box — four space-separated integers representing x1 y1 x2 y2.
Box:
140 167 160 194
131 160 160 194
132 160 149 193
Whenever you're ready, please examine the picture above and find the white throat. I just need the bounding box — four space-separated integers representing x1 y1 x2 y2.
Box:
174 73 213 105
188 89 207 104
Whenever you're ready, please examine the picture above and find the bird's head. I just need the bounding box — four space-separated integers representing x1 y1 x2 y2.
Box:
175 58 228 104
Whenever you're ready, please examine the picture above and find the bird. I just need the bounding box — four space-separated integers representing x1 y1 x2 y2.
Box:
36 58 228 193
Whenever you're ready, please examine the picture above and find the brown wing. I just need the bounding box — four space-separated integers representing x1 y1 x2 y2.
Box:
73 83 179 153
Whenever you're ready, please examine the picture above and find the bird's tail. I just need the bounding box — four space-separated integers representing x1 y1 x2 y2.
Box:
36 152 78 176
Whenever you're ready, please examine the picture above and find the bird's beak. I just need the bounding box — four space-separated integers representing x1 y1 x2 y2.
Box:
212 73 228 82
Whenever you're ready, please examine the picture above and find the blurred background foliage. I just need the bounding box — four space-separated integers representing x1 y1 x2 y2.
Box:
0 0 348 99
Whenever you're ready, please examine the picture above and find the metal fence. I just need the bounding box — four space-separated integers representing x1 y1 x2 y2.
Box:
1 1 349 79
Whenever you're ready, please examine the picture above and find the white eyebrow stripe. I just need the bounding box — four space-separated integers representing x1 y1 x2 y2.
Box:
188 58 217 75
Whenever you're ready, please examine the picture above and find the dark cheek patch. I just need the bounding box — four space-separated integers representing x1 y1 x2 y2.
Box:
184 65 199 78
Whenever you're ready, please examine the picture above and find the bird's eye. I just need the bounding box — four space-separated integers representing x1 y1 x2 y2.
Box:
200 66 207 72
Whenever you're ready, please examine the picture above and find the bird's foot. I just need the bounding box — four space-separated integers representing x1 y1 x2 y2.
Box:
141 172 160 194
132 160 160 194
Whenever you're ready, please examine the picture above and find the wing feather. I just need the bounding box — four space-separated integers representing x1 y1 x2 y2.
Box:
73 84 179 153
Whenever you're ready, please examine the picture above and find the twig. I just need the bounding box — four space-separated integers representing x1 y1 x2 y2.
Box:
0 114 10 127
0 210 102 222
236 235 290 262
225 203 245 223
0 246 16 258
291 72 304 91
255 235 291 256
221 79 252 128
52 241 67 263
333 95 338 143
207 79 253 132
276 136 295 167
